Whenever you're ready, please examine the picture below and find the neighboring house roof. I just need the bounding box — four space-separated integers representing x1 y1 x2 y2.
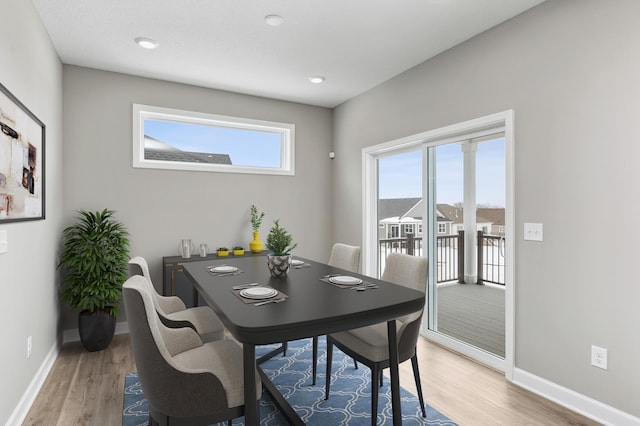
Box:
477 208 505 226
143 135 232 165
377 197 421 220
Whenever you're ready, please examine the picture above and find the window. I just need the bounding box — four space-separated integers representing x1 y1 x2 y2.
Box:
417 223 423 235
133 104 295 175
403 224 415 235
438 223 447 234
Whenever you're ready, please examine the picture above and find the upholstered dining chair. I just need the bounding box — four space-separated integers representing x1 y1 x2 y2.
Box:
309 243 361 385
324 252 428 425
128 256 225 343
123 275 261 426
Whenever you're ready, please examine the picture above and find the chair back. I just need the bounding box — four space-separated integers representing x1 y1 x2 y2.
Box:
123 275 230 417
381 253 428 361
328 243 361 273
129 256 187 316
128 255 152 280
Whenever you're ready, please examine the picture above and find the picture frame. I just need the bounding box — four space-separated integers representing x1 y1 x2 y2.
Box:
0 82 45 223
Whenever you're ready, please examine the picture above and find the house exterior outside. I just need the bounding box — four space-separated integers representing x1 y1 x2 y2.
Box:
378 198 504 240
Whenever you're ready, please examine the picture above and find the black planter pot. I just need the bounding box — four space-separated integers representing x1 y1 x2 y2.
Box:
78 309 116 352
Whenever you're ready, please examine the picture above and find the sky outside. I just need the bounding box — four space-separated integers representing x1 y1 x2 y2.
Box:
144 119 282 168
378 139 505 207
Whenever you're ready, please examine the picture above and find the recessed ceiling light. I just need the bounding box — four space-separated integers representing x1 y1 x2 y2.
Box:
308 76 325 84
135 37 159 49
265 14 284 26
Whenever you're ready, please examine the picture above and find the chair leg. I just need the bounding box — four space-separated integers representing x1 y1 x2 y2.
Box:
371 365 380 426
324 338 334 400
380 370 383 387
282 341 288 356
312 336 318 385
227 420 232 426
411 354 427 418
354 358 358 369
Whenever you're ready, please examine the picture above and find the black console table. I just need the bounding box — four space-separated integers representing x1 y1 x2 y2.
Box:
162 250 268 307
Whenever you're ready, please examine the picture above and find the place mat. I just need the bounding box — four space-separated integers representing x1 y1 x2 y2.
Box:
232 287 288 304
320 276 374 289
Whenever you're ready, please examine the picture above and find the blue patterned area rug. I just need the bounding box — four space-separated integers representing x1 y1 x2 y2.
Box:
123 336 457 425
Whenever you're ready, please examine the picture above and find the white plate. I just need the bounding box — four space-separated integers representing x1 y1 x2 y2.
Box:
329 276 363 285
210 266 238 273
291 259 304 266
240 287 278 299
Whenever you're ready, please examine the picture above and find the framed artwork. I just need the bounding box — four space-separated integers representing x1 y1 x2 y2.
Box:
0 82 45 223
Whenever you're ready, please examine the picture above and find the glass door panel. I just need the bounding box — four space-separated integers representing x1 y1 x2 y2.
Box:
427 138 505 358
376 150 423 277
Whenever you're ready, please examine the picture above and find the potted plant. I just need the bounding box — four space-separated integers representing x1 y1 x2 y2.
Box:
265 219 298 277
58 209 130 352
249 204 265 253
217 247 230 257
233 246 245 256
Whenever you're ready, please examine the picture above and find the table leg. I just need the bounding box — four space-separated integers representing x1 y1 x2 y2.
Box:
243 343 259 425
192 286 199 307
387 320 401 426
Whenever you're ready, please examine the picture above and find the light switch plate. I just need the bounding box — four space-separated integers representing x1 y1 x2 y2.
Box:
524 223 543 241
0 230 7 254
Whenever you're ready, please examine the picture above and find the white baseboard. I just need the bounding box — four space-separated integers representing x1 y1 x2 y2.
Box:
63 321 129 344
5 341 60 426
7 323 131 426
512 368 640 426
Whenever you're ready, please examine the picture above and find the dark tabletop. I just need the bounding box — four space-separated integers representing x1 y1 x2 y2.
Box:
182 255 425 345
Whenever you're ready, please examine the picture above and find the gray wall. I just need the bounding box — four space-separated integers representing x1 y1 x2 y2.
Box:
0 0 63 423
332 0 640 418
62 66 334 329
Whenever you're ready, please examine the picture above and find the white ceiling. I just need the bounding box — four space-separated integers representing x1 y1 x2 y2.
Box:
32 0 544 108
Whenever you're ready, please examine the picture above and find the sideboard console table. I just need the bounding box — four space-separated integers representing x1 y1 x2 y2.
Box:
162 250 268 307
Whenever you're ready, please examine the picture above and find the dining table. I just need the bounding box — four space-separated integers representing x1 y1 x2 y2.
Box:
182 253 425 426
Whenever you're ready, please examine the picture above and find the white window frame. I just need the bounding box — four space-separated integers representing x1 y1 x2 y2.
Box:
438 223 447 234
132 104 295 175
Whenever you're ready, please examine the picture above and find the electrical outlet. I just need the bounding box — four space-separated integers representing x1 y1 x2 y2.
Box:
27 336 32 359
591 345 607 370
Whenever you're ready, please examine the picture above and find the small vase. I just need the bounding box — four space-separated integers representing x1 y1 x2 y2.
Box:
249 231 263 253
267 254 291 278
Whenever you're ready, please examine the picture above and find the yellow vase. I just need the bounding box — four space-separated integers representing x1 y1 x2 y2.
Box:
249 231 263 253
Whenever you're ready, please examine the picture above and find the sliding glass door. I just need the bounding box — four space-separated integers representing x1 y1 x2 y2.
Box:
364 111 513 372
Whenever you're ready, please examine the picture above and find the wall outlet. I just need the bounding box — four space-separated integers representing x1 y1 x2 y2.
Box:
591 345 607 370
27 336 32 359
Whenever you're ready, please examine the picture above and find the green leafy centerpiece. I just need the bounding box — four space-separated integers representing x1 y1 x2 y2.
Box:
265 219 297 277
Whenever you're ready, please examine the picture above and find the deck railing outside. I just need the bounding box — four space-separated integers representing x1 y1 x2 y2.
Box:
378 231 505 285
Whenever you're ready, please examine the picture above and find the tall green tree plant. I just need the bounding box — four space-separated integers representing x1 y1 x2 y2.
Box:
59 209 130 316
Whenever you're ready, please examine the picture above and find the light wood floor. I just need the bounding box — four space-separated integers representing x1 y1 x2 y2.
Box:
23 333 600 426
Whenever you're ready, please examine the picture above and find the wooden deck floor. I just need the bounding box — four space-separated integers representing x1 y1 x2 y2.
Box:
436 282 505 358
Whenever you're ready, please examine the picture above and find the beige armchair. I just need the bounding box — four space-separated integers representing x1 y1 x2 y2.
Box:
123 275 261 425
128 256 225 343
324 253 428 425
